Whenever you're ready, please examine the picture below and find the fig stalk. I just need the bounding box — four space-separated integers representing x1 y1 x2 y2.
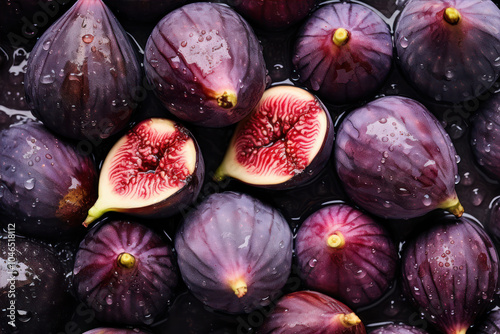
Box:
327 232 345 249
333 28 349 46
117 252 136 269
337 313 361 328
229 278 248 298
440 198 464 217
444 7 461 25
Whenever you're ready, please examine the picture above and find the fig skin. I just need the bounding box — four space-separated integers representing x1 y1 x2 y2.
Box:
473 309 500 334
334 95 463 219
394 0 500 103
144 2 267 128
0 121 98 240
401 216 499 334
295 203 398 308
83 118 204 227
24 0 142 141
103 0 188 23
292 2 393 105
83 329 151 334
175 191 293 314
369 324 429 334
73 220 178 326
215 85 334 189
256 290 367 334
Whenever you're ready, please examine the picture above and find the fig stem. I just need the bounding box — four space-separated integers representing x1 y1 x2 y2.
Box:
213 166 227 182
117 252 136 269
440 198 464 218
327 232 345 249
333 28 349 47
455 328 467 334
83 203 108 227
336 313 361 328
217 91 237 109
229 279 247 298
444 7 461 25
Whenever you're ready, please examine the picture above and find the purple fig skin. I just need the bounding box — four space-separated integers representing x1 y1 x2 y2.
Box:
369 324 429 334
470 93 500 180
256 290 367 334
0 121 98 240
24 0 142 141
295 204 398 308
334 95 463 219
401 217 499 334
395 0 500 103
473 309 500 334
144 2 267 128
175 191 293 314
73 220 178 326
486 197 500 249
293 2 393 105
103 0 188 23
83 329 150 334
229 0 317 31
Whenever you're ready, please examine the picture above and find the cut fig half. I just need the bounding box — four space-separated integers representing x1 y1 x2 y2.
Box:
214 85 334 189
83 118 204 226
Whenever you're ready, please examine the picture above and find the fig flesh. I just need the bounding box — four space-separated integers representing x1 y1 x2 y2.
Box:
401 216 499 334
215 85 334 189
256 290 367 334
73 220 178 325
24 0 142 141
84 118 204 226
394 0 500 103
292 2 393 105
175 191 293 314
334 96 464 219
295 203 398 308
144 2 267 127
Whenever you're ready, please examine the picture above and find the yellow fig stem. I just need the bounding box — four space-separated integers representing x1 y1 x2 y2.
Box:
117 252 136 269
440 197 464 218
336 313 361 328
327 232 345 249
213 165 227 182
83 202 108 227
455 328 468 334
333 28 349 46
216 91 237 109
229 279 247 298
444 7 461 25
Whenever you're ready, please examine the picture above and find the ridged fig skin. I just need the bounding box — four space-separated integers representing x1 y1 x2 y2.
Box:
470 93 500 180
401 217 499 334
256 290 367 334
175 191 293 314
230 0 317 31
334 96 462 219
473 309 500 334
144 2 267 127
25 0 142 141
73 220 178 326
293 2 393 105
103 0 188 23
0 121 98 240
369 324 429 334
295 204 398 308
395 0 500 103
82 329 150 334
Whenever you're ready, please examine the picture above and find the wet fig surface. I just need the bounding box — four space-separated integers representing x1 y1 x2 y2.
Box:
295 203 398 308
215 85 334 189
369 324 429 334
401 216 499 334
0 121 98 240
144 2 267 127
73 220 178 326
335 95 463 219
394 0 500 103
472 309 500 334
293 2 393 105
175 191 293 314
24 0 142 141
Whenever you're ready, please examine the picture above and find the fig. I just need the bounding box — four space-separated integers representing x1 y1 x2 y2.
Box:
334 96 464 219
0 121 98 240
369 324 429 334
295 203 398 308
83 118 204 227
473 309 500 334
229 0 317 31
103 0 188 23
394 0 500 103
401 216 499 334
175 191 293 314
256 290 367 334
144 2 267 128
83 329 150 334
470 93 500 180
292 2 393 105
24 0 142 141
73 220 178 325
214 85 334 189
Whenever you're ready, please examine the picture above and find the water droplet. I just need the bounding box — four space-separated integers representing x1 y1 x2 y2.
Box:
445 70 454 80
82 34 94 43
471 188 484 206
383 151 389 158
379 118 387 124
486 122 494 131
308 258 318 268
40 70 55 84
106 295 113 305
42 40 51 51
399 36 409 48
485 144 491 153
180 41 187 47
423 194 432 206
455 154 461 164
24 178 36 190
17 310 32 323
383 201 391 208
461 172 474 186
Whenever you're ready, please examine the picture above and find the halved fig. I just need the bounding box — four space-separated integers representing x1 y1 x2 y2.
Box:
215 85 334 189
335 96 464 219
83 118 204 226
295 204 398 308
401 216 499 334
369 324 429 334
144 2 267 127
175 191 293 314
256 290 367 334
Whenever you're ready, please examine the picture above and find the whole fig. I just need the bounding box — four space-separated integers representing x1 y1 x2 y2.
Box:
369 324 429 334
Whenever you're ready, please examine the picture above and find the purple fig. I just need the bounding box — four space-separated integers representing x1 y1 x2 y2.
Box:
83 118 204 227
395 0 500 103
369 324 429 334
0 121 98 240
473 309 500 334
73 220 178 325
256 290 367 334
144 2 267 128
175 191 293 314
401 216 499 334
24 0 142 141
214 85 334 189
334 96 464 219
103 0 188 23
292 2 393 105
83 329 150 334
295 204 398 308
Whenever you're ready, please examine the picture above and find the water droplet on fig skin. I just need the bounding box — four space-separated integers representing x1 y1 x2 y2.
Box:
82 34 94 44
